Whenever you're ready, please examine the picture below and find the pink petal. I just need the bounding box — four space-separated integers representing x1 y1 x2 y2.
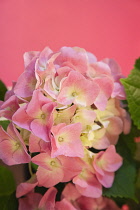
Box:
55 198 76 210
0 95 19 120
55 46 89 75
89 62 111 78
19 192 42 210
54 104 76 125
26 89 52 118
107 117 123 136
102 58 121 77
72 108 96 131
29 134 50 153
57 71 99 106
62 183 81 201
98 145 123 172
51 123 84 158
30 119 51 142
39 187 57 209
0 123 31 165
32 152 62 171
12 104 32 131
77 196 105 210
58 156 84 182
14 70 37 98
36 165 64 188
96 171 114 188
87 51 97 63
23 51 40 69
16 175 38 198
73 171 102 198
4 81 16 101
35 46 53 71
92 134 111 150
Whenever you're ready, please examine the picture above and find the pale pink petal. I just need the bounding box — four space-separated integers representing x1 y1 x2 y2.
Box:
12 104 32 131
29 134 50 153
92 134 111 150
55 46 89 75
55 198 77 210
89 62 111 78
36 166 64 188
73 171 102 198
35 46 53 71
4 81 16 101
58 156 84 182
19 192 42 210
32 152 61 171
26 89 52 118
72 108 96 131
94 91 109 111
87 52 97 63
0 123 31 165
62 183 81 201
39 187 57 210
96 171 114 188
0 125 10 142
97 145 123 172
51 123 84 158
57 71 99 106
54 104 76 125
30 119 51 142
107 117 123 136
0 139 30 165
77 196 106 210
102 58 121 76
16 175 38 198
23 51 40 68
0 95 19 120
14 71 37 98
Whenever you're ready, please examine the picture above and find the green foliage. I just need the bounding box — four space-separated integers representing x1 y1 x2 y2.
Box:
0 192 18 210
135 57 140 69
0 80 7 101
103 66 140 200
121 58 140 129
0 120 10 131
31 162 38 171
0 166 18 209
103 159 137 201
103 127 138 201
0 165 16 196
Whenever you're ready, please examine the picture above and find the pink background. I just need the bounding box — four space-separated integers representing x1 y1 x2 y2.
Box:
0 0 140 86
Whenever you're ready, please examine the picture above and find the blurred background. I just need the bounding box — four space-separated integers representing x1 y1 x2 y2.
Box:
0 0 140 86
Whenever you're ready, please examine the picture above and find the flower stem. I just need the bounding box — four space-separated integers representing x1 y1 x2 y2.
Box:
28 162 33 177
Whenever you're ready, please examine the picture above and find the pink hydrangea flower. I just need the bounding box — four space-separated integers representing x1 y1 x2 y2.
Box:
51 122 84 158
0 123 31 165
13 89 57 141
0 45 130 207
0 95 19 120
93 145 123 188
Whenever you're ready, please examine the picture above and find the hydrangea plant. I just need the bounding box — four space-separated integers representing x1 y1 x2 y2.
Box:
0 46 140 210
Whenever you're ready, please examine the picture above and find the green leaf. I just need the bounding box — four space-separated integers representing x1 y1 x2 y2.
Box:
134 57 140 70
0 120 10 131
103 131 138 201
121 59 140 129
103 160 137 201
118 125 139 157
31 162 38 171
0 80 7 101
0 192 18 210
0 165 16 196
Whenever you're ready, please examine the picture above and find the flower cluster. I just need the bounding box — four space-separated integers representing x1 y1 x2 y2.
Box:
0 46 131 209
17 182 121 210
